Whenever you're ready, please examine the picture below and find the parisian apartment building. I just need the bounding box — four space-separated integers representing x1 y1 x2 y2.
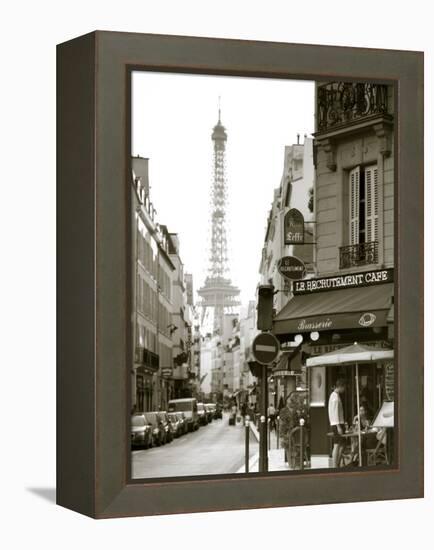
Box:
259 138 315 311
131 156 196 413
199 301 257 405
273 82 395 463
259 138 315 405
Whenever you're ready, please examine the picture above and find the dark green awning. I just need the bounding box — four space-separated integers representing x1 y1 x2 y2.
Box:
273 283 393 336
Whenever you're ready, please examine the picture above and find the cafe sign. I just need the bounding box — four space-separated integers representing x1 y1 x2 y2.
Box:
293 268 393 295
292 311 389 333
278 255 307 281
284 208 305 244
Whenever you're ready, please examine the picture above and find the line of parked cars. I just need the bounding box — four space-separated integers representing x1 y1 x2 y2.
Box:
198 402 222 425
131 410 188 449
131 398 223 449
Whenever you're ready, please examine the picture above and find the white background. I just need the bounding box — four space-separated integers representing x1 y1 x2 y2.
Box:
1 1 432 548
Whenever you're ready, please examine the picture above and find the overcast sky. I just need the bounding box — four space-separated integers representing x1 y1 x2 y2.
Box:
132 72 314 306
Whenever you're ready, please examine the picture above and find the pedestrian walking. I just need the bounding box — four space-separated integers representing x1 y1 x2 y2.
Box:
267 403 276 431
241 401 247 420
228 402 237 426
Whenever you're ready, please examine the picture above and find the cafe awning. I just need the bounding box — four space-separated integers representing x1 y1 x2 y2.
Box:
306 342 394 367
273 283 393 336
273 351 292 377
273 347 303 376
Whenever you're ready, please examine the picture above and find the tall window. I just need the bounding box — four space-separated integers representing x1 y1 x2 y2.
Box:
349 165 378 245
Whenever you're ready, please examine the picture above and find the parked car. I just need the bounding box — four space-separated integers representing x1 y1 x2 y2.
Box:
144 412 166 446
158 411 174 442
167 412 182 437
131 414 153 449
204 403 215 423
175 412 189 435
168 398 199 431
197 402 208 426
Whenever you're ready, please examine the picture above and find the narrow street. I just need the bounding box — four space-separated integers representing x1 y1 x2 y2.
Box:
132 413 258 479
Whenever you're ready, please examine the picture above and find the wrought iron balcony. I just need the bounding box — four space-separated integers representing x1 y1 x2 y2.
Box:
317 82 389 133
339 241 379 269
135 347 160 372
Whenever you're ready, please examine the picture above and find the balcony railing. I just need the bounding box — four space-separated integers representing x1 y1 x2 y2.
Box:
317 82 389 133
339 241 378 269
135 347 160 372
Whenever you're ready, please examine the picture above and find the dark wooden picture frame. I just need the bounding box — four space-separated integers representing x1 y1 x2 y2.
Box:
57 31 423 518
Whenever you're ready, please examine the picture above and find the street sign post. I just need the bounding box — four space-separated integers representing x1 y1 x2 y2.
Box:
252 332 280 473
252 332 280 365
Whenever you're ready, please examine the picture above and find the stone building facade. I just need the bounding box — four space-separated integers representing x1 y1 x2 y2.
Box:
131 156 196 412
273 82 395 462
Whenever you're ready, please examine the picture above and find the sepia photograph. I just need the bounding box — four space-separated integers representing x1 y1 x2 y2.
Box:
129 71 395 480
3 0 428 538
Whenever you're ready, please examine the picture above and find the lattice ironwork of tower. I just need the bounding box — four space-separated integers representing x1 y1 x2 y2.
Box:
198 107 240 334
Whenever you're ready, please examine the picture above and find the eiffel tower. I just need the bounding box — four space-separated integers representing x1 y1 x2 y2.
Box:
198 103 240 334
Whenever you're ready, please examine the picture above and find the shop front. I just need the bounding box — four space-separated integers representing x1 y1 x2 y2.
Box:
273 269 394 466
135 370 153 412
134 347 160 412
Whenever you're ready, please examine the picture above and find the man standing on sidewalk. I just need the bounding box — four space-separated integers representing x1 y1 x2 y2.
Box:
328 379 346 468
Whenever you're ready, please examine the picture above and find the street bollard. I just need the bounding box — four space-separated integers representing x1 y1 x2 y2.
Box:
259 415 267 472
268 418 271 449
299 418 305 470
276 416 280 449
245 415 250 473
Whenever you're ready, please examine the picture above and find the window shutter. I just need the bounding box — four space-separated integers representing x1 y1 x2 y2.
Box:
349 166 360 245
365 165 378 242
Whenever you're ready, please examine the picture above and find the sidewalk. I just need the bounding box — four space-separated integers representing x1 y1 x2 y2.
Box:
237 422 331 473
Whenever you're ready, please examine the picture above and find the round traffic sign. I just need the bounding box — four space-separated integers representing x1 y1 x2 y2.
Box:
252 332 280 365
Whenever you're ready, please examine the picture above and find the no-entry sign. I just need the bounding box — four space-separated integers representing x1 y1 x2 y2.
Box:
252 332 280 365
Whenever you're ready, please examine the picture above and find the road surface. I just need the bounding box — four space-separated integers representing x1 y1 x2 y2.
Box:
132 413 258 479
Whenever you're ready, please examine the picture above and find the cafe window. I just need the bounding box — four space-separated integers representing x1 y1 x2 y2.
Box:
349 165 378 245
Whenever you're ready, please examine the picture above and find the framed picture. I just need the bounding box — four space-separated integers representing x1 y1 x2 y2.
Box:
57 31 423 518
